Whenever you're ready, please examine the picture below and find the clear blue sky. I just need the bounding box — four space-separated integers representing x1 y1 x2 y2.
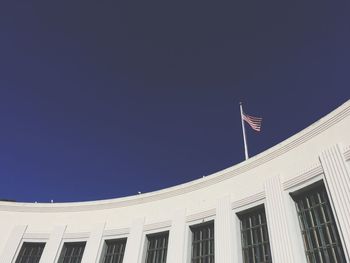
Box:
0 2 349 202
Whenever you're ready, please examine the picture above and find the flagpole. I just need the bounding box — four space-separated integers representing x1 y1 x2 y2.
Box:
239 102 249 160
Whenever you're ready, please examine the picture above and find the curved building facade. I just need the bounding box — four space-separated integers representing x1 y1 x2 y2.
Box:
1 101 350 263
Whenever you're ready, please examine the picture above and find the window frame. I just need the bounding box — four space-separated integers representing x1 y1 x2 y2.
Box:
14 241 46 263
189 220 215 263
97 231 129 263
236 204 273 263
143 231 169 263
99 237 127 263
57 240 87 263
290 181 347 263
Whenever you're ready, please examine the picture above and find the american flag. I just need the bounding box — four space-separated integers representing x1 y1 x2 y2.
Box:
243 113 262 131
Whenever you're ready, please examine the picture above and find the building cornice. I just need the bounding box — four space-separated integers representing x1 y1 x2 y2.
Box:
0 100 349 212
344 146 350 161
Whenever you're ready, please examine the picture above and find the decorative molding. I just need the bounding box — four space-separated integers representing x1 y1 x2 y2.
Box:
81 223 106 263
265 177 295 262
22 233 50 240
231 192 265 209
320 144 350 258
39 225 66 263
283 163 323 190
186 208 216 223
167 209 187 263
143 220 171 231
123 218 145 263
1 101 349 213
0 225 27 263
215 196 234 263
63 232 90 239
344 146 350 161
103 228 129 237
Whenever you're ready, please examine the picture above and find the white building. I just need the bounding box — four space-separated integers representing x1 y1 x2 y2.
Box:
1 101 350 263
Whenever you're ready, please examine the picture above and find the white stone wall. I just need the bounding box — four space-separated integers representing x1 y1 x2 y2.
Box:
0 101 350 262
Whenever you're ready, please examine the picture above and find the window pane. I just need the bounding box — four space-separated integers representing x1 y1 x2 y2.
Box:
102 238 127 263
239 206 272 263
58 242 86 263
15 242 46 263
191 221 215 263
293 184 346 263
145 232 169 263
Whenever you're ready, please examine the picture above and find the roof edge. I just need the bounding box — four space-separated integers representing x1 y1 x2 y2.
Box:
1 99 349 212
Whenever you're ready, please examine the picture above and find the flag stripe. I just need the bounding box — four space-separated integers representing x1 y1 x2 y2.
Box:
243 120 261 128
243 113 262 131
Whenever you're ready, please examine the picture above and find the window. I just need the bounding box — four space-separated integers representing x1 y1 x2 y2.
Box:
190 221 214 263
58 242 86 263
145 231 169 263
102 238 127 263
292 182 346 263
15 242 45 263
238 205 272 263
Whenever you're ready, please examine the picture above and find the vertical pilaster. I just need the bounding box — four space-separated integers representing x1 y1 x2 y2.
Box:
39 225 66 263
215 196 234 263
232 211 243 263
167 209 186 263
0 225 27 263
320 144 350 257
264 176 297 263
123 217 145 263
81 223 105 263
